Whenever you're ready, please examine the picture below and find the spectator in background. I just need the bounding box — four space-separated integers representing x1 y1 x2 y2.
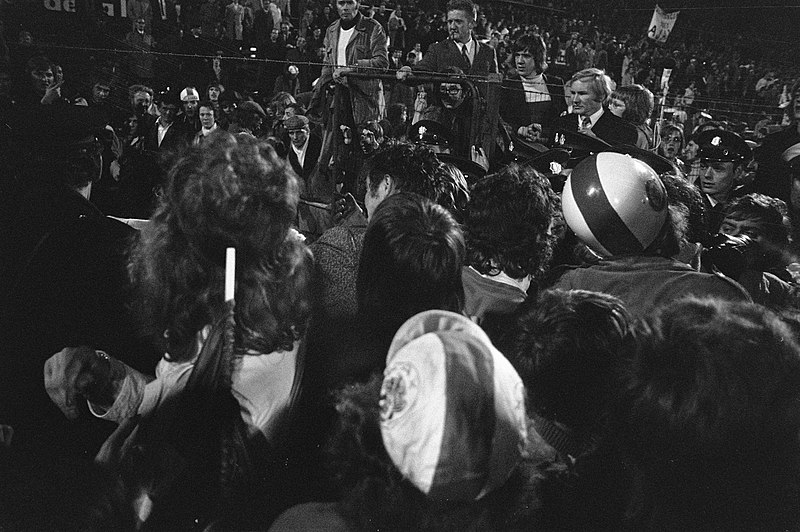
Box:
388 6 406 50
657 123 687 174
125 18 155 85
262 28 286 90
225 0 246 50
273 64 301 97
193 100 219 145
228 100 266 138
410 42 423 64
180 22 212 92
16 55 66 106
178 87 201 135
252 0 277 51
285 114 321 186
206 82 223 111
608 83 655 150
127 0 154 34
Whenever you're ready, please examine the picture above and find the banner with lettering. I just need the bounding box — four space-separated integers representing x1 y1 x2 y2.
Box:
43 0 128 16
647 5 679 43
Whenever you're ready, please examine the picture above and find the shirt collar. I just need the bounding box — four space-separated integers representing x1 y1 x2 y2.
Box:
579 107 604 128
588 107 604 125
291 136 310 154
469 266 530 292
521 72 545 83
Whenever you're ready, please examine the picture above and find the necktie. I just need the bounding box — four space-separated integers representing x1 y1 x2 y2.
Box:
580 115 592 131
461 44 471 68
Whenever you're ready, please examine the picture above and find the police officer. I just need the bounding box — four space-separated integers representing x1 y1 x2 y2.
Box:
695 129 752 233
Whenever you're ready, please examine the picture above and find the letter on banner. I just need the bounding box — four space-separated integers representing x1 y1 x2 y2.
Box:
102 0 127 16
44 0 76 12
647 5 679 43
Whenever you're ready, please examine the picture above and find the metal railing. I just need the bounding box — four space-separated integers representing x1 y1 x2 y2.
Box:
346 70 503 160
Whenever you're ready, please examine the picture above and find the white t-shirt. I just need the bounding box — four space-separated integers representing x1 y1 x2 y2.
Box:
337 26 355 67
91 338 299 439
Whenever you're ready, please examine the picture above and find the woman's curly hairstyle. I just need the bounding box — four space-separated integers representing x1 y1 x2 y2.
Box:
128 133 312 361
465 163 557 280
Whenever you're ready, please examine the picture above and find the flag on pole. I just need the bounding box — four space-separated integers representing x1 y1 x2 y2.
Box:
647 5 679 43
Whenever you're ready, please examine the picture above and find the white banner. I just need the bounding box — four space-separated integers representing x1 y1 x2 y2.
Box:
660 68 672 91
647 5 679 43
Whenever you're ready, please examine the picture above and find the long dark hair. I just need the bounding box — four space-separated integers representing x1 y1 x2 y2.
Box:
128 133 312 360
357 192 465 337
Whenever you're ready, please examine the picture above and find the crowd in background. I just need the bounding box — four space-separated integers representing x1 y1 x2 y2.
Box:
2 0 800 530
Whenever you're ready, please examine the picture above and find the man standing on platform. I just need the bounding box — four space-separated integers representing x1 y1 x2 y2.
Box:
308 0 388 196
396 0 497 81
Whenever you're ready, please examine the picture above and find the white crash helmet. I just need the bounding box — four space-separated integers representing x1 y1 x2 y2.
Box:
562 152 668 257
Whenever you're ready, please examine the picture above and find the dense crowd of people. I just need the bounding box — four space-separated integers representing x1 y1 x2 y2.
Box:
2 0 800 529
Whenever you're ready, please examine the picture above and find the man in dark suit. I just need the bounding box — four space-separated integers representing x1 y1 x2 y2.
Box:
552 68 639 148
144 90 188 153
396 0 497 82
500 33 566 145
285 114 322 190
115 90 187 218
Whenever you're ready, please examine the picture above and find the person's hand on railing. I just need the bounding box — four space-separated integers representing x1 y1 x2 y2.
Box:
333 66 353 85
396 65 412 81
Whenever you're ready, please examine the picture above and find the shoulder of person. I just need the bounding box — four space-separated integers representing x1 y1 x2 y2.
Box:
704 269 753 301
544 73 564 85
